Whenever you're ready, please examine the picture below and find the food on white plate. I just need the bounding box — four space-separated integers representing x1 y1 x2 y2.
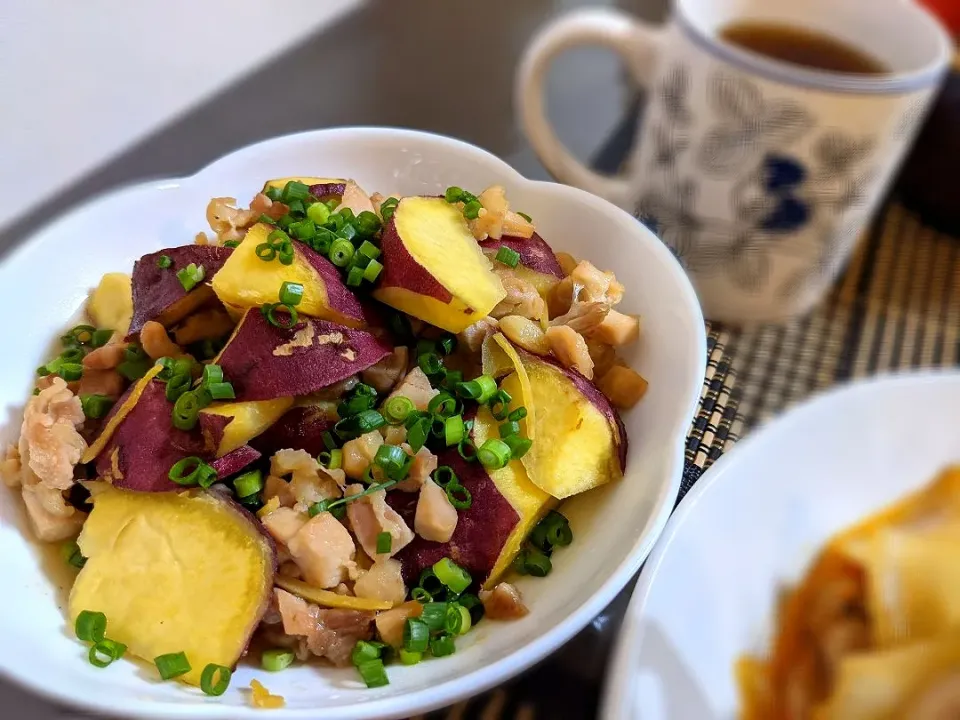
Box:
738 466 960 720
1 178 647 700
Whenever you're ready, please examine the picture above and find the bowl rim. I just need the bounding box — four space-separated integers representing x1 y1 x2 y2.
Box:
0 126 707 719
599 369 960 720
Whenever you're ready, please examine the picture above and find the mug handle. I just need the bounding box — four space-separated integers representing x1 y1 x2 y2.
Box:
516 8 664 207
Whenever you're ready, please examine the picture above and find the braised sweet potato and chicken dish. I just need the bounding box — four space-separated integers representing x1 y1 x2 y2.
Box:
2 178 646 700
739 467 960 720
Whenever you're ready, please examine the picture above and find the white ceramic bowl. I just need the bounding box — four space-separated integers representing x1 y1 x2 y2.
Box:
601 372 960 720
0 128 705 719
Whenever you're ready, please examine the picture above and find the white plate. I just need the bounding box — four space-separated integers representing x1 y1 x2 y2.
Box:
601 371 960 720
0 128 706 719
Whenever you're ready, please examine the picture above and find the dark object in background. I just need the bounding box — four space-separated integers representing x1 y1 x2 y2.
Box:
897 2 959 234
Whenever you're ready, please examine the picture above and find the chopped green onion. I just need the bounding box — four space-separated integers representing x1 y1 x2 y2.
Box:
376 531 392 555
508 407 527 422
201 363 223 385
548 520 574 547
318 449 343 469
455 380 481 399
363 259 383 283
430 415 447 439
439 336 457 355
441 369 464 390
322 431 337 451
157 255 173 269
176 263 205 292
346 266 365 287
495 246 521 268
164 373 192 402
356 658 389 688
380 197 400 222
517 211 533 222
489 389 512 420
58 363 83 381
197 464 218 489
383 396 415 425
233 469 264 499
444 186 464 203
257 214 277 226
458 438 478 462
446 483 472 510
199 663 231 696
207 382 235 400
60 346 85 364
433 557 472 594
407 416 430 453
357 240 380 259
411 587 432 603
352 640 383 666
172 390 205 430
416 339 437 357
277 281 304 307
418 567 444 598
503 434 532 460
261 302 299 329
62 540 86 569
223 240 241 248
339 207 356 223
168 456 215 487
264 186 283 202
418 352 443 377
433 466 457 489
427 392 458 418
443 416 465 447
90 328 115 348
329 238 355 267
75 610 107 643
307 202 331 225
399 649 422 665
374 443 407 475
287 199 306 216
459 592 484 624
262 648 295 672
463 200 482 220
334 409 386 439
278 245 295 265
498 420 521 438
289 219 316 241
477 438 511 470
281 180 310 204
36 364 51 377
89 639 127 668
419 602 448 633
80 394 114 420
65 324 97 345
444 604 464 634
403 617 430 653
521 546 552 577
154 651 191 681
430 634 457 657
256 242 277 261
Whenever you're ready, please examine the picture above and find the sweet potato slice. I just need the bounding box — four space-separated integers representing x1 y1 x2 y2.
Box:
81 365 163 463
373 197 506 333
88 272 133 335
214 309 390 402
249 399 338 457
129 245 232 336
211 223 369 328
480 233 564 298
481 333 536 441
69 486 275 686
519 355 627 499
200 397 294 457
275 576 392 611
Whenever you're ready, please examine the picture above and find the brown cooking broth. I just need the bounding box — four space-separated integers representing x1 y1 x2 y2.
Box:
720 21 889 75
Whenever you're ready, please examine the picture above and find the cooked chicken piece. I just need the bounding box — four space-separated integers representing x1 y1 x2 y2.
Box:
139 321 185 360
249 191 290 220
550 301 609 334
586 339 617 378
499 315 549 354
353 557 407 605
338 180 376 216
274 589 375 667
386 367 438 412
589 309 640 346
361 346 409 393
414 477 458 543
467 185 508 241
545 325 594 379
345 484 414 559
341 431 384 481
81 342 126 370
206 197 259 244
172 308 235 346
381 424 407 446
260 506 308 545
76 369 124 399
458 316 499 353
374 601 423 647
287 512 357 589
480 582 529 620
269 448 341 510
21 485 85 542
19 377 86 493
307 375 359 402
569 260 624 305
491 275 546 322
597 365 648 409
263 474 295 507
394 445 437 492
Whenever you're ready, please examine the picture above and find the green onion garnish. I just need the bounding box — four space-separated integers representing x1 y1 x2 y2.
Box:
439 335 457 355
411 587 432 603
433 557 472 595
322 431 337 450
233 469 264 499
278 281 304 307
172 390 205 430
262 648 295 672
60 346 85 364
356 658 389 688
503 434 532 460
444 604 464 634
489 389 512 420
351 640 383 667
75 610 107 643
419 602 447 633
154 651 191 681
477 438 511 469
430 634 457 657
256 242 277 261
443 416 465 446
383 396 415 425
444 186 464 203
519 546 552 577
223 239 241 248
88 639 126 668
374 443 406 475
90 328 114 348
407 416 431 453
207 382 236 400
307 202 330 226
508 407 527 422
80 394 115 420
458 438 478 462
446 482 472 510
376 531 392 555
329 238 355 267
202 364 223 385
334 409 386 439
62 540 86 569
403 618 430 653
357 239 380 259
399 649 422 665
517 211 533 222
495 246 521 268
261 302 299 329
418 352 443 377
168 456 216 487
498 420 521 438
157 255 173 269
281 180 310 204
418 568 444 597
176 263 205 292
363 259 383 283
318 449 343 470
164 373 192 403
346 266 365 287
433 466 457 489
427 392 458 419
463 200 482 220
200 663 231 696
58 363 83 382
264 186 282 202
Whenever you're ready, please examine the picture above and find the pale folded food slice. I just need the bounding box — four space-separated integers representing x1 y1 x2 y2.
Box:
813 631 960 720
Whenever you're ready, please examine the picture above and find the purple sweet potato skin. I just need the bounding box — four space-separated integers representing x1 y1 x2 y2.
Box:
216 311 392 402
129 245 232 336
298 243 371 327
249 404 336 457
308 182 347 201
479 233 563 278
387 447 520 586
95 380 210 491
211 445 261 478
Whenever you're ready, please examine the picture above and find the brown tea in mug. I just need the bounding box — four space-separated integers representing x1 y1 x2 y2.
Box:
719 21 889 74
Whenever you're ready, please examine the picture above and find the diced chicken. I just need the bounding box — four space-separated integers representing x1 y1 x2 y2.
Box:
338 180 376 216
263 474 295 507
289 471 340 507
468 185 508 241
81 342 126 370
21 485 85 542
206 197 258 244
275 589 375 667
260 506 308 545
353 557 407 605
458 316 499 353
545 325 594 379
569 260 624 306
394 445 437 492
287 512 357 589
480 582 529 620
589 308 640 346
491 275 546 322
386 367 438 412
381 424 407 445
361 346 409 393
597 365 648 409
249 191 290 220
414 478 458 543
550 301 609 335
498 315 549 355
76 368 124 399
345 484 414 559
140 321 186 360
341 431 383 481
586 339 617 378
374 601 424 648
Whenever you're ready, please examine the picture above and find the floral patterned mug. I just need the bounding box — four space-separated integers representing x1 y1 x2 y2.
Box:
517 0 952 323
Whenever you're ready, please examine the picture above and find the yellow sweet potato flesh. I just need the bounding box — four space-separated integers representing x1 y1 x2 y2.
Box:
69 487 275 685
374 197 505 333
521 360 621 499
88 272 133 335
201 397 294 456
482 333 536 440
473 406 555 588
275 576 392 611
